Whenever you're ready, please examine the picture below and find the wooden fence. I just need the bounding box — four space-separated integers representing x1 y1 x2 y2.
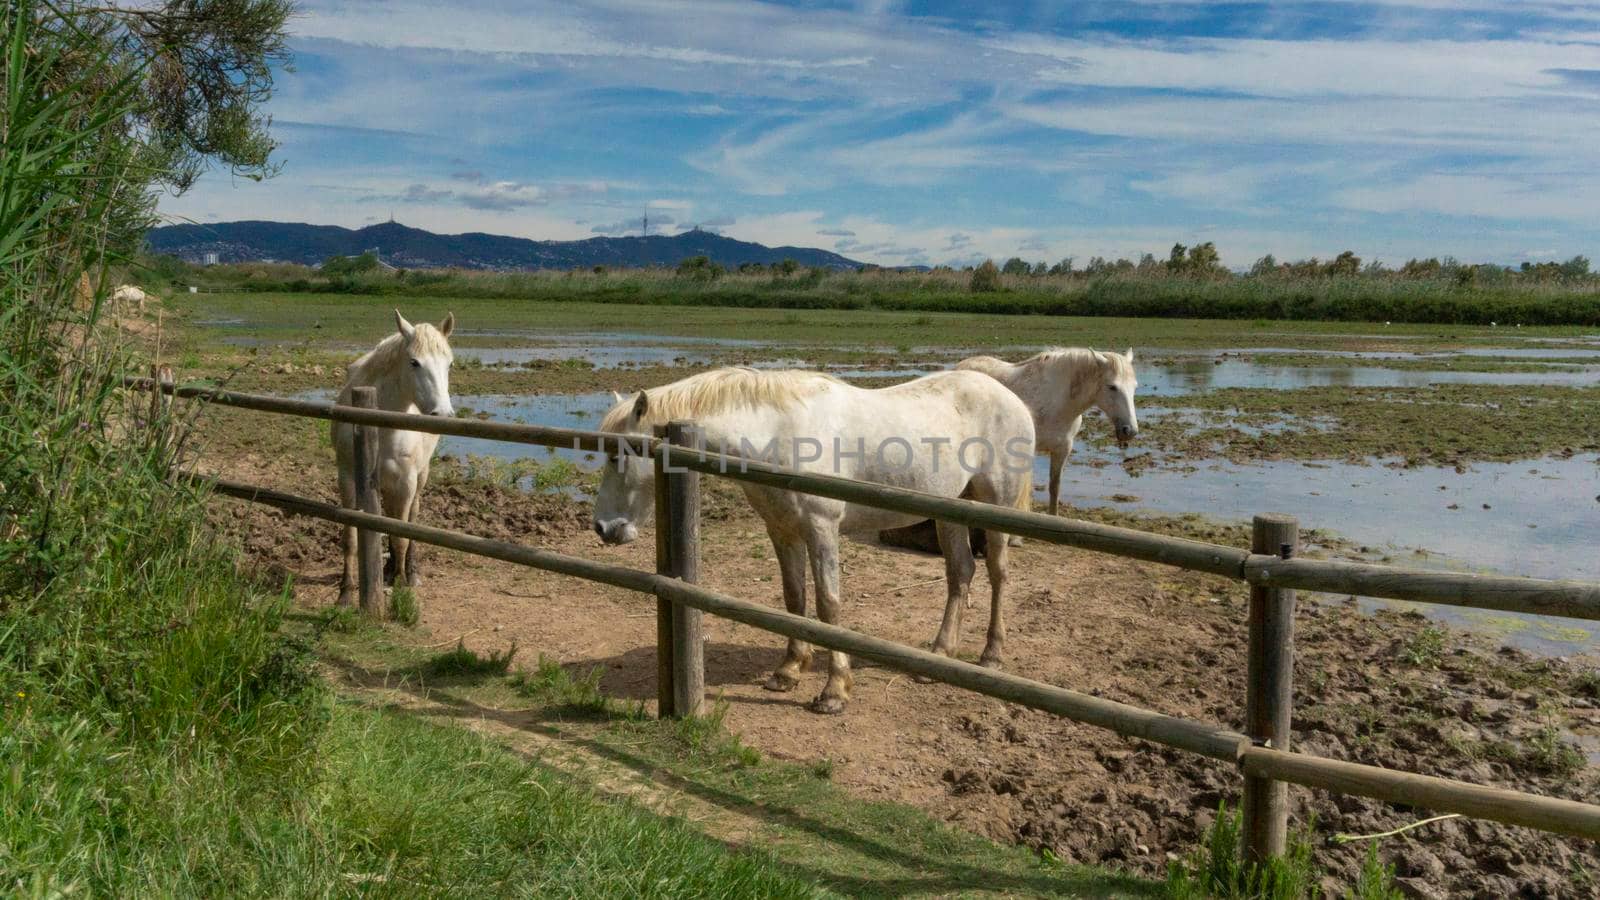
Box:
134 378 1600 866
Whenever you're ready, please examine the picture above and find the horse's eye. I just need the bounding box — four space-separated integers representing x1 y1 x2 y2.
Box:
1107 384 1119 392
410 359 421 368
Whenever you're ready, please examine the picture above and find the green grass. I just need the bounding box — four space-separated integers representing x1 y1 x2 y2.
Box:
1 699 830 897
419 639 519 677
1165 804 1322 900
389 584 421 627
322 628 1163 898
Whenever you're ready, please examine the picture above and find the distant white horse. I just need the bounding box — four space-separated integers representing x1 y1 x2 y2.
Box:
957 349 1139 516
592 367 1035 715
335 310 456 604
112 284 147 312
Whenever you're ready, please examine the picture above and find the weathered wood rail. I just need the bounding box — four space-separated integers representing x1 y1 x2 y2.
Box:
135 378 1600 863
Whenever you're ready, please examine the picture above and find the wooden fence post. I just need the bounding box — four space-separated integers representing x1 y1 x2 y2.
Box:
350 386 386 618
654 421 704 718
1243 513 1299 867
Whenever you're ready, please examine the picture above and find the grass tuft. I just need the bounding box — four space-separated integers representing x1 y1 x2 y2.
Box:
388 585 420 627
1166 803 1320 900
421 640 519 678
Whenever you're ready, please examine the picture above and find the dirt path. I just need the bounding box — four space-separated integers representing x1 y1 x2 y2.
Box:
207 439 1600 898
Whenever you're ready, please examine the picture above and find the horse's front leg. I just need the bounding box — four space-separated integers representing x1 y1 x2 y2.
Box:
381 475 417 588
763 534 811 693
1047 449 1067 517
805 526 851 715
930 521 976 660
403 473 427 587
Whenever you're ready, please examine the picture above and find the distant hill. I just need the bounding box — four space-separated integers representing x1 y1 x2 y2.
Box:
146 220 863 271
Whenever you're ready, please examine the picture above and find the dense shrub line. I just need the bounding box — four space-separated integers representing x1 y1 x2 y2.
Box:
169 260 1600 326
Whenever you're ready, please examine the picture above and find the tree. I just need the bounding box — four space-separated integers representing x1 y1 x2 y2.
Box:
1001 256 1030 276
1186 242 1222 275
321 251 381 275
1326 250 1361 277
46 0 296 192
1166 243 1188 273
1031 260 1048 276
970 259 1002 293
776 258 799 276
1249 254 1278 277
1561 255 1591 279
1399 257 1442 279
676 255 725 281
1047 256 1074 276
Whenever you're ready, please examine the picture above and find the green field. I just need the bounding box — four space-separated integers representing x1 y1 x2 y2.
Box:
168 289 1591 354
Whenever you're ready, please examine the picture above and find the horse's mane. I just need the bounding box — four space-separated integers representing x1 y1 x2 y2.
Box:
1018 347 1133 378
345 324 452 385
601 367 844 432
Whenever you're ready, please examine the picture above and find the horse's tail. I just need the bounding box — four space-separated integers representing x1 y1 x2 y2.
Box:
1012 464 1034 515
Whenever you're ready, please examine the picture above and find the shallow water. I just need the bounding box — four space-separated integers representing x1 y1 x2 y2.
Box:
281 329 1600 655
421 389 1599 653
1059 442 1600 655
831 356 1600 390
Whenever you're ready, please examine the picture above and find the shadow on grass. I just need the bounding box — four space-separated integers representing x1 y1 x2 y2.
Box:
323 654 1160 899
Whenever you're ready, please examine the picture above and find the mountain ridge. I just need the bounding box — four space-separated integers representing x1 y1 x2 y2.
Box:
146 220 864 270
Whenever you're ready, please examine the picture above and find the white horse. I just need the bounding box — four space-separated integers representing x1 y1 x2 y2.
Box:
592 367 1035 715
957 348 1139 517
335 310 456 604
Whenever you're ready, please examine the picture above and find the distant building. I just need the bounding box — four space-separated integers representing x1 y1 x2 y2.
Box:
202 251 220 266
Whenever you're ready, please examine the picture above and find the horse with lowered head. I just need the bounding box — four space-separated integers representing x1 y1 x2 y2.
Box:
592 367 1035 715
957 348 1139 516
334 310 455 604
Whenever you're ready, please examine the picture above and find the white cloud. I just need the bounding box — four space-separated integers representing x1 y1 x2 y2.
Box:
1335 173 1600 224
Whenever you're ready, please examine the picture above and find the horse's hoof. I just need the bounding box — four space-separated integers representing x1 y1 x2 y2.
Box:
405 573 424 588
335 592 354 607
764 672 800 693
1008 535 1024 547
807 695 848 715
979 655 1003 670
912 674 936 684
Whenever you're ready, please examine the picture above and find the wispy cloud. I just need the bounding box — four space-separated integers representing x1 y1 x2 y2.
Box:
161 0 1600 267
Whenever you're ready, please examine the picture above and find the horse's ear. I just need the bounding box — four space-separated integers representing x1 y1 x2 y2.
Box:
1125 347 1134 362
632 391 649 421
439 311 455 337
394 309 415 341
610 390 624 404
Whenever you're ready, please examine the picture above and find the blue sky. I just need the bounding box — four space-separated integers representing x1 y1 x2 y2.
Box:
160 0 1600 268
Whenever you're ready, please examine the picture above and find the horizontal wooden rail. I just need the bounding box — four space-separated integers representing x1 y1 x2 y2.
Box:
1244 555 1600 621
133 378 1600 618
1239 747 1600 841
202 475 1246 760
205 478 656 594
203 474 1600 841
131 378 1246 576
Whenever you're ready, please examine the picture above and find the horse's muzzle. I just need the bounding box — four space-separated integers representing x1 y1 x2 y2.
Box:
1115 424 1138 447
593 519 638 545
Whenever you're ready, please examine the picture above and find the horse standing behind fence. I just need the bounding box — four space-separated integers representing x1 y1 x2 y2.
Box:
591 367 1035 714
335 310 455 604
957 348 1139 516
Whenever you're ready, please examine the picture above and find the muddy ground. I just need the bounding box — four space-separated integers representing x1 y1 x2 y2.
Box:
198 425 1600 899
